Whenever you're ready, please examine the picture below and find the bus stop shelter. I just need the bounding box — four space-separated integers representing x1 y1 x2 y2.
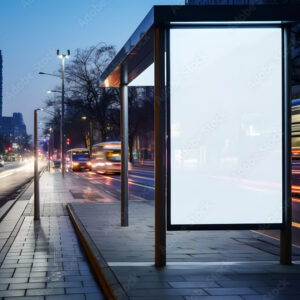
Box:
100 4 300 267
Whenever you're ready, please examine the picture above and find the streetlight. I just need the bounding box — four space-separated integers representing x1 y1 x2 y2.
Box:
39 72 61 78
47 90 62 94
57 49 70 178
38 49 70 178
34 108 41 220
48 128 53 172
81 116 93 151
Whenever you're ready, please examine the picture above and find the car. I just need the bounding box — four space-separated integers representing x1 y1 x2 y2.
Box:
0 156 4 167
292 149 300 159
66 149 92 172
53 159 61 168
91 142 121 174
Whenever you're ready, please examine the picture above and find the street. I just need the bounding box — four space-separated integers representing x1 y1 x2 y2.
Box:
4 161 300 248
71 165 155 201
0 160 34 208
245 160 300 246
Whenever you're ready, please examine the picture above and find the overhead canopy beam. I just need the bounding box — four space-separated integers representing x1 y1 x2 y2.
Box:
100 4 299 88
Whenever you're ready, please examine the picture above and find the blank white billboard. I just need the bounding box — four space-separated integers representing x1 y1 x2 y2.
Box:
170 27 283 226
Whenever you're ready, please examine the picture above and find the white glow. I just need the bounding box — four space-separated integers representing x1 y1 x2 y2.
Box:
170 27 283 225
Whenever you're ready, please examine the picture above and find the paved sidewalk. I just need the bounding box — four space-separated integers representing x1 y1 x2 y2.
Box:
68 198 300 299
0 170 105 299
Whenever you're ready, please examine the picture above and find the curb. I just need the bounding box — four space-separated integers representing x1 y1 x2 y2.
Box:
67 204 129 300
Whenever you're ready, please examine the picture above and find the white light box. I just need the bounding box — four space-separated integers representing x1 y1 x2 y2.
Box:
170 27 283 226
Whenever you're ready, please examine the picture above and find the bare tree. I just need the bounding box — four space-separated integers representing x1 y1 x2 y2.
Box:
63 43 118 141
46 43 118 146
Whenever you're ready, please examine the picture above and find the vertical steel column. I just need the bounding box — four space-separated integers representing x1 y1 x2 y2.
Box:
154 25 167 267
120 63 129 227
89 120 93 152
280 25 292 265
48 132 50 172
34 109 40 220
61 57 65 177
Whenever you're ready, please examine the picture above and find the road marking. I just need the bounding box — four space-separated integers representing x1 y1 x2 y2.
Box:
93 174 155 190
129 181 155 190
131 168 154 174
130 174 154 181
252 230 300 249
0 163 33 179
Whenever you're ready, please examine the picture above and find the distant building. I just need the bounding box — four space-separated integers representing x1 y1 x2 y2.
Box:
0 50 27 138
0 113 27 137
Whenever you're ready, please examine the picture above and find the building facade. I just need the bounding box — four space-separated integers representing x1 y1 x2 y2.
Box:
0 50 28 139
0 113 27 137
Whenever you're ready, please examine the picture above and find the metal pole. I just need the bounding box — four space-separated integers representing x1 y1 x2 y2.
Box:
61 56 65 177
90 120 93 152
34 109 40 220
154 25 166 267
280 25 292 265
48 129 51 172
120 63 129 227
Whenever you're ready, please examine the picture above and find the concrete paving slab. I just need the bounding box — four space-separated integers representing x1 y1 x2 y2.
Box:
68 199 300 299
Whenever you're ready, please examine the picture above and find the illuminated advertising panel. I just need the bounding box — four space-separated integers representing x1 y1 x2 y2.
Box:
170 27 283 227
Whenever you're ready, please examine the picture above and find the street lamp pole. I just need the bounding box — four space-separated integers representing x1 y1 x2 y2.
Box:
48 128 52 172
39 49 70 178
57 49 70 177
34 109 40 220
81 116 93 151
33 108 55 221
89 120 93 152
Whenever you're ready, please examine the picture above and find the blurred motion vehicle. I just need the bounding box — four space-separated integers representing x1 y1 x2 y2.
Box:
91 142 121 174
0 156 4 167
53 159 61 168
292 148 300 159
66 148 91 171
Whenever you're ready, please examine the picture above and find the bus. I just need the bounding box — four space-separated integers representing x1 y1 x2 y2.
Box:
66 148 92 171
91 142 121 174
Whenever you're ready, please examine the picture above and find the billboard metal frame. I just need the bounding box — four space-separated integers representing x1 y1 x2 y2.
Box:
166 23 290 231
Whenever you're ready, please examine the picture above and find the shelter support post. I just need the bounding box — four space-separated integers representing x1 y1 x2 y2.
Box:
120 63 129 227
154 25 167 267
280 25 292 265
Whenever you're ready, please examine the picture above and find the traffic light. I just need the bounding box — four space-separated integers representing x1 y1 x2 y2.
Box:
66 138 70 145
7 146 12 152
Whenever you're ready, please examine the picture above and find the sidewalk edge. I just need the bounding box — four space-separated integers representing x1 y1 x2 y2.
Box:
67 203 129 300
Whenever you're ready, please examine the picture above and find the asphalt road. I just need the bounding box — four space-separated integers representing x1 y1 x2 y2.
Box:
0 160 35 208
72 165 155 201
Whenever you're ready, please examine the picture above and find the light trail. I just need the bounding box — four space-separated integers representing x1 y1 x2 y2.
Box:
0 163 34 179
292 222 300 229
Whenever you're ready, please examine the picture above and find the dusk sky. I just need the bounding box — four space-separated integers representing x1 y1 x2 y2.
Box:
0 0 183 135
